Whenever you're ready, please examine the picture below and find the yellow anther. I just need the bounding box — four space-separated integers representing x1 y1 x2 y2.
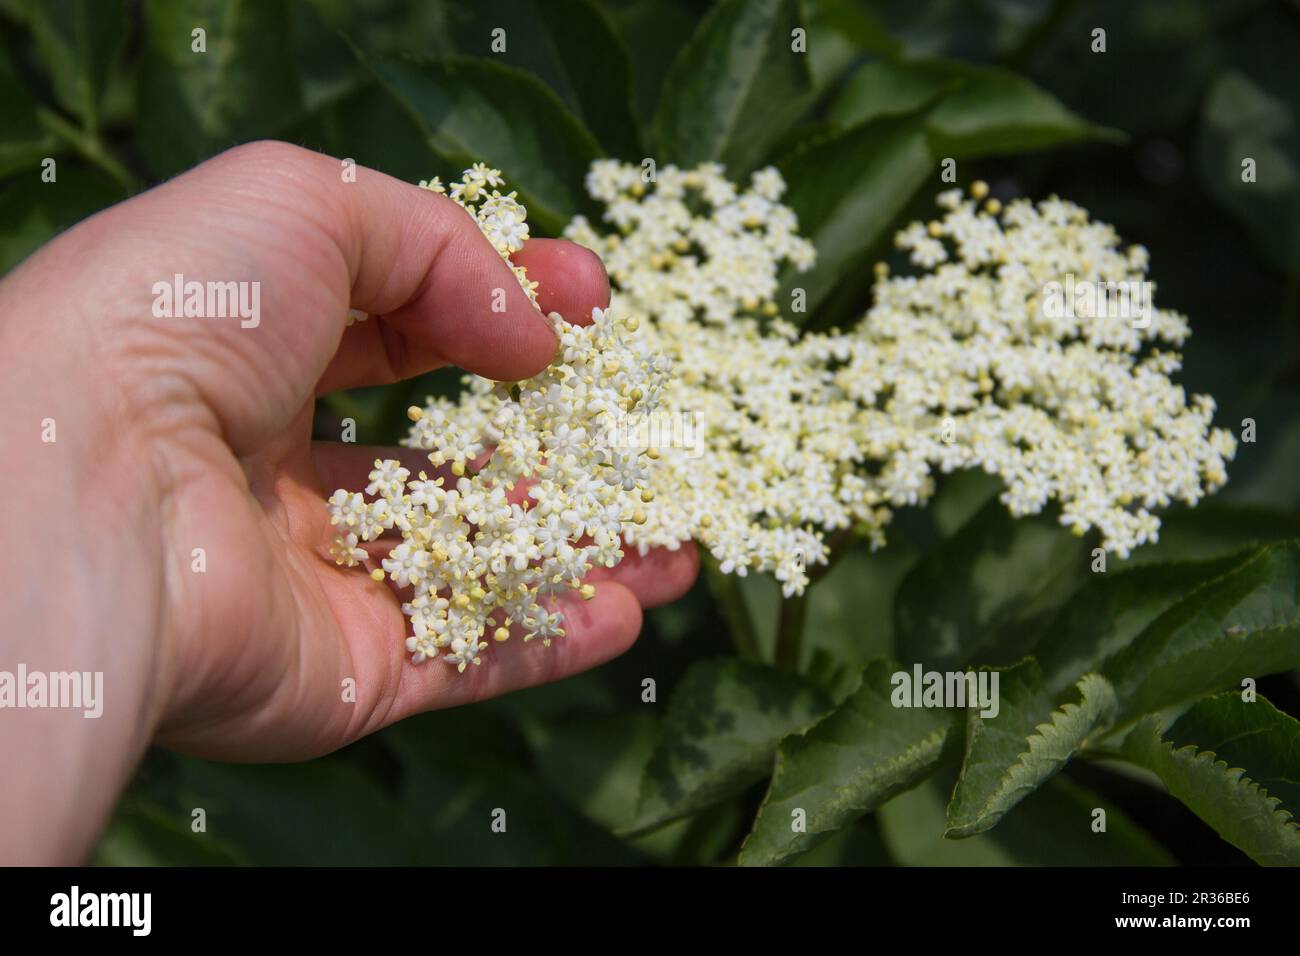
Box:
370 568 386 582
407 405 424 422
970 180 989 200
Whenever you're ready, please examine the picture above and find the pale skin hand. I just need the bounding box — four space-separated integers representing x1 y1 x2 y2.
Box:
0 141 699 863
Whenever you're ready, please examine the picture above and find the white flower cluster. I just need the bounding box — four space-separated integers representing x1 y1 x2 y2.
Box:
327 167 668 670
419 162 539 305
858 187 1236 557
562 167 1235 594
564 162 852 596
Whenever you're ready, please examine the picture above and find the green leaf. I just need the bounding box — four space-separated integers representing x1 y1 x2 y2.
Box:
893 499 1090 670
1033 551 1248 696
436 0 641 158
170 756 415 865
1196 70 1300 273
1120 697 1300 866
627 658 829 835
652 0 815 175
1123 503 1300 566
777 112 933 317
803 0 899 91
20 0 127 133
93 797 249 866
282 79 437 185
827 59 960 127
831 58 1114 159
739 659 957 866
0 163 123 275
1104 543 1300 722
804 544 922 699
524 712 658 832
362 54 602 234
604 0 699 128
137 0 305 177
945 663 1116 837
880 769 1174 866
0 47 57 177
385 710 643 865
1169 693 1300 817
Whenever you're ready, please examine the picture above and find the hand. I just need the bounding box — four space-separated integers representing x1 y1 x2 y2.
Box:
0 141 698 862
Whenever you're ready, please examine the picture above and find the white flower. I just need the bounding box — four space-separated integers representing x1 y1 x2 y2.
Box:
328 168 668 671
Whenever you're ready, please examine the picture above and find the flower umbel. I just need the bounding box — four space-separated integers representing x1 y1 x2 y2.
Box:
327 167 669 670
564 166 1234 593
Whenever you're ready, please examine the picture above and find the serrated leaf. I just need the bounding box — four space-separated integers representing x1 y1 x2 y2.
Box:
739 659 957 866
363 53 602 234
627 658 830 835
137 0 304 177
652 0 815 175
880 769 1173 866
20 0 126 133
1120 699 1300 866
777 112 933 318
945 663 1116 837
1170 693 1300 817
1033 552 1248 697
894 499 1090 670
1104 543 1300 722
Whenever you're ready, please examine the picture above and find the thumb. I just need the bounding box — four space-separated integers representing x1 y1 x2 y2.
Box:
57 141 559 457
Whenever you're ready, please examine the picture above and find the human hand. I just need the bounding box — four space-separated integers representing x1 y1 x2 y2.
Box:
0 141 697 861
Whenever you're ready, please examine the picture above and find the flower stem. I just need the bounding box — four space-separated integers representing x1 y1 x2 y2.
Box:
773 591 808 671
701 553 761 660
773 527 857 671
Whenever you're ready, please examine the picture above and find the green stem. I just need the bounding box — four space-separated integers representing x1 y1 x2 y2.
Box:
701 553 761 660
773 590 808 671
773 526 858 671
36 108 139 194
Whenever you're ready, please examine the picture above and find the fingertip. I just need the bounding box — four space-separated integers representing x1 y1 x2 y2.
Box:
511 238 610 327
586 540 701 609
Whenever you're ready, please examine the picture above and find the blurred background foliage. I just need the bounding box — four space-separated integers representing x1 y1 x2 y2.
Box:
3 0 1299 865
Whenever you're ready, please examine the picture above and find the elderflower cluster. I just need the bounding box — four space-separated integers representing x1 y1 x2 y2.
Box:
419 162 539 305
565 162 855 595
562 166 1234 594
327 169 668 670
852 187 1235 556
